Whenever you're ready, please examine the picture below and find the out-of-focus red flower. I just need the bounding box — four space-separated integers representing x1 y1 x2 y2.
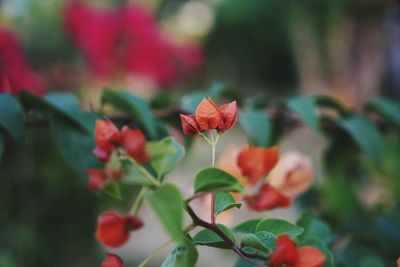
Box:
269 235 298 267
237 146 279 185
294 246 326 267
94 120 121 154
0 27 46 95
195 98 221 131
96 211 143 248
88 169 106 191
180 114 201 136
244 183 291 211
101 253 124 267
93 147 111 162
397 257 400 267
106 168 123 182
218 101 237 132
121 126 149 165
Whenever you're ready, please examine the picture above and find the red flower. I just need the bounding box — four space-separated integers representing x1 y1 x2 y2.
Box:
269 235 298 267
87 169 106 191
195 98 221 131
101 253 124 267
121 126 149 165
294 246 326 267
96 211 143 248
94 120 121 154
180 114 201 135
93 147 111 162
218 101 237 132
237 146 279 185
244 183 291 211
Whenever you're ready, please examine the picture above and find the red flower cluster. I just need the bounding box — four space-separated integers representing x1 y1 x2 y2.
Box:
96 211 143 248
63 1 203 85
269 235 326 267
88 119 149 191
236 146 291 211
101 253 124 267
0 27 46 95
180 98 237 135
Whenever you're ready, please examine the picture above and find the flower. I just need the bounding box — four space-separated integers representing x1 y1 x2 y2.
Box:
237 146 279 185
195 98 221 131
218 101 237 132
94 120 121 154
101 253 124 267
87 169 106 191
269 235 298 267
268 151 314 198
244 183 291 211
121 126 149 165
294 246 326 267
96 211 143 248
180 114 201 135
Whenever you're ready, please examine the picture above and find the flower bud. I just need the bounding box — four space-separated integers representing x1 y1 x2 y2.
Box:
218 101 237 132
121 126 149 165
195 98 221 131
96 211 143 248
101 253 124 267
237 146 279 185
294 246 326 267
95 120 122 153
87 169 106 191
269 235 298 267
180 114 201 135
244 183 291 211
93 147 110 162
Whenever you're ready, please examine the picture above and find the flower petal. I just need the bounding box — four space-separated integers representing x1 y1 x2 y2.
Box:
195 98 221 131
218 101 237 132
180 114 201 135
244 183 291 211
294 246 326 267
121 126 149 165
269 235 298 267
101 253 124 267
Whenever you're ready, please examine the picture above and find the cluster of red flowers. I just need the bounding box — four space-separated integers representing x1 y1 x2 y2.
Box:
180 98 237 135
269 235 326 267
88 119 149 191
89 119 151 266
0 27 46 95
237 146 292 211
64 0 203 85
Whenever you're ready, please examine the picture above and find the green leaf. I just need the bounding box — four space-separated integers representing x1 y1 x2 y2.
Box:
119 158 158 187
339 115 383 166
240 231 277 252
147 137 185 177
49 113 99 178
214 192 241 215
287 96 319 134
101 89 158 139
256 219 304 237
239 108 271 147
146 184 184 242
365 97 400 126
314 95 350 116
297 211 332 245
0 93 24 142
181 91 206 113
192 224 236 249
209 82 243 104
233 219 262 234
234 255 265 267
194 168 244 193
104 182 122 200
359 255 384 267
161 238 198 267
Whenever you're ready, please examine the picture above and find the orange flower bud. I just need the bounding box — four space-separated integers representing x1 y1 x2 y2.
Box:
195 98 221 130
95 120 121 153
237 146 279 185
180 114 201 135
96 211 143 248
218 101 237 132
87 168 106 191
102 253 124 267
244 183 291 211
294 246 326 267
121 126 149 165
269 235 298 267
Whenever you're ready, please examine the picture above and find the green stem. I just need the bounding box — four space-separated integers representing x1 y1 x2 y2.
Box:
130 187 147 215
210 131 217 224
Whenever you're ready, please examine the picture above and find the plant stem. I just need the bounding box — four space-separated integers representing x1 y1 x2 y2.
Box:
210 131 217 224
186 205 266 266
130 187 147 215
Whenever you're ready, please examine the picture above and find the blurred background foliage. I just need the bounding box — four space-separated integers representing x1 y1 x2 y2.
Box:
1 0 400 266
